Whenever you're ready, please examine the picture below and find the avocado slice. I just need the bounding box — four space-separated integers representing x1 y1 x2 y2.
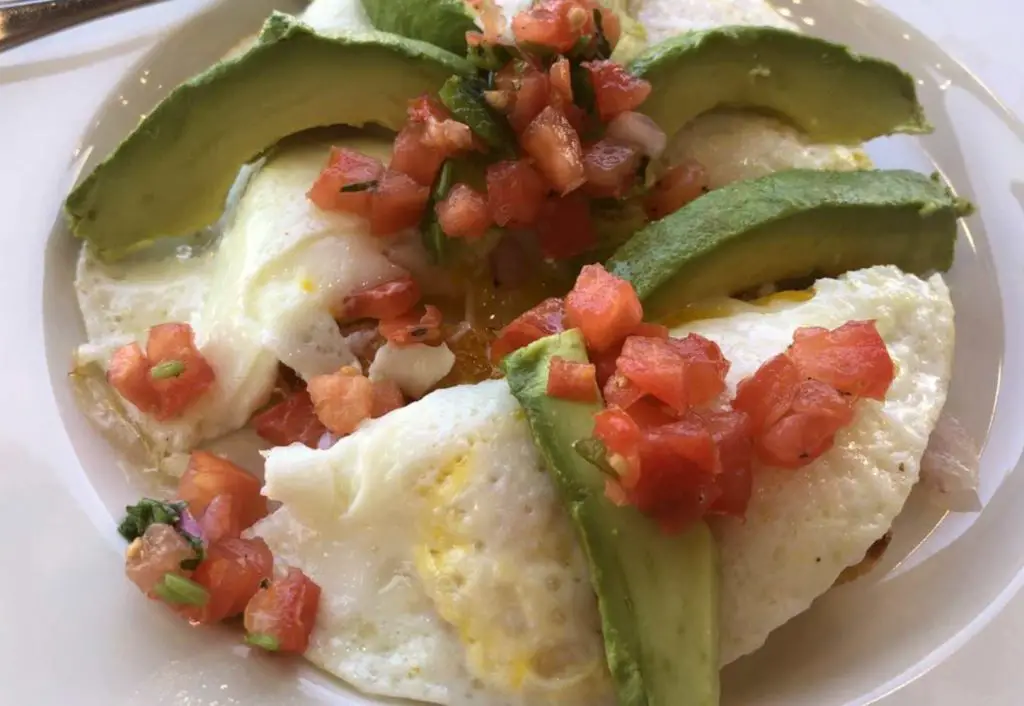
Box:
606 169 972 321
504 330 719 706
360 0 477 56
64 13 473 260
629 26 930 145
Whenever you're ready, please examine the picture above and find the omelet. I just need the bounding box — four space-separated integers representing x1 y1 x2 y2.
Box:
252 265 953 703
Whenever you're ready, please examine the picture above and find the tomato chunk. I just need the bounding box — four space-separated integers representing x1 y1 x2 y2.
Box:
125 523 195 596
616 334 729 413
602 370 644 410
178 451 266 529
701 410 754 517
184 538 274 625
108 342 160 416
511 0 584 54
564 264 643 352
582 60 652 121
244 567 322 654
582 138 643 199
251 390 327 448
369 170 430 236
644 160 709 220
536 192 596 259
486 159 549 228
508 67 552 133
408 94 451 123
307 367 374 436
547 357 598 402
491 297 566 363
199 494 244 545
593 406 642 481
549 57 573 108
520 106 585 195
732 353 801 433
307 147 384 217
390 123 447 186
371 379 406 418
756 381 855 469
436 183 493 240
379 305 444 347
341 276 421 321
786 321 895 400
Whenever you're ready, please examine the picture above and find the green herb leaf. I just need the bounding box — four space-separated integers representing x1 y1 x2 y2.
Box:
421 161 456 265
150 360 186 380
153 574 210 607
438 76 516 154
339 180 378 193
570 62 596 113
592 9 613 60
117 498 187 541
573 438 619 478
245 633 281 652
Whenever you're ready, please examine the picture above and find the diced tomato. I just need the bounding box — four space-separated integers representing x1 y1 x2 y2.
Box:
511 0 584 54
307 147 384 217
582 138 643 198
644 160 709 220
390 123 447 186
786 321 895 400
199 494 244 545
491 297 566 363
341 275 421 321
379 304 444 346
371 379 405 418
369 170 430 236
732 354 801 434
591 322 667 388
178 451 267 529
564 264 643 352
582 60 652 121
145 323 216 421
408 94 450 123
624 397 679 428
486 159 549 227
251 390 327 448
536 192 596 259
593 406 642 479
436 184 493 240
508 67 552 133
617 334 729 413
244 567 322 654
701 410 754 517
549 57 573 108
184 538 274 625
307 368 374 436
125 523 195 596
422 117 475 153
520 106 585 195
756 381 855 469
547 357 598 402
107 342 161 416
602 369 644 409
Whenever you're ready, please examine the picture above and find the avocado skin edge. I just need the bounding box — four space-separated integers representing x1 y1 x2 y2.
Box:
629 25 931 145
504 330 720 706
606 169 971 322
64 12 473 261
360 0 478 56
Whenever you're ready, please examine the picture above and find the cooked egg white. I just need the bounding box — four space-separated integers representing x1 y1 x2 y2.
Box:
253 266 952 702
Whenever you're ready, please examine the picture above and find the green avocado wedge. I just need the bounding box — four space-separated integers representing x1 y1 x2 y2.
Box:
360 0 477 56
64 13 473 260
606 169 972 322
629 26 931 145
504 330 719 706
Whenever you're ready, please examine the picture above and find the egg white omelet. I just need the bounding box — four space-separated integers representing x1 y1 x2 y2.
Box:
252 266 953 703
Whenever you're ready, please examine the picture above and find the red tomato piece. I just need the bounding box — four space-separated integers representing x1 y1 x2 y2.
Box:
756 380 855 469
508 67 552 133
520 106 585 195
491 297 566 363
371 379 406 418
378 304 444 346
549 57 573 109
146 323 216 421
624 397 679 428
408 94 450 123
436 183 493 240
644 160 709 220
341 275 421 321
546 357 598 402
732 353 801 434
184 537 274 625
199 494 244 545
511 0 583 54
107 342 161 416
390 123 447 186
582 60 652 121
244 567 322 654
369 170 430 236
602 370 644 410
786 321 895 400
307 147 384 217
617 334 729 413
178 451 266 528
125 523 195 596
564 264 643 352
667 334 731 406
307 368 374 436
536 192 596 259
701 410 754 517
582 138 643 199
593 406 642 480
592 322 666 388
251 391 327 448
486 159 549 227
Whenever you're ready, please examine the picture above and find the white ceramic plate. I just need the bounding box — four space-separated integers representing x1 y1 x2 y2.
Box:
3 0 1024 704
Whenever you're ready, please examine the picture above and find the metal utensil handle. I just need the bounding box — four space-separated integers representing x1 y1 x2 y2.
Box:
0 0 165 53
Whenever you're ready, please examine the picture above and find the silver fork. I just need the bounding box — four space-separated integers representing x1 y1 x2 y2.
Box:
0 0 171 52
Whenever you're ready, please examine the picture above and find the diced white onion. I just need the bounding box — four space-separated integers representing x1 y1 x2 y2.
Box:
606 111 668 160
